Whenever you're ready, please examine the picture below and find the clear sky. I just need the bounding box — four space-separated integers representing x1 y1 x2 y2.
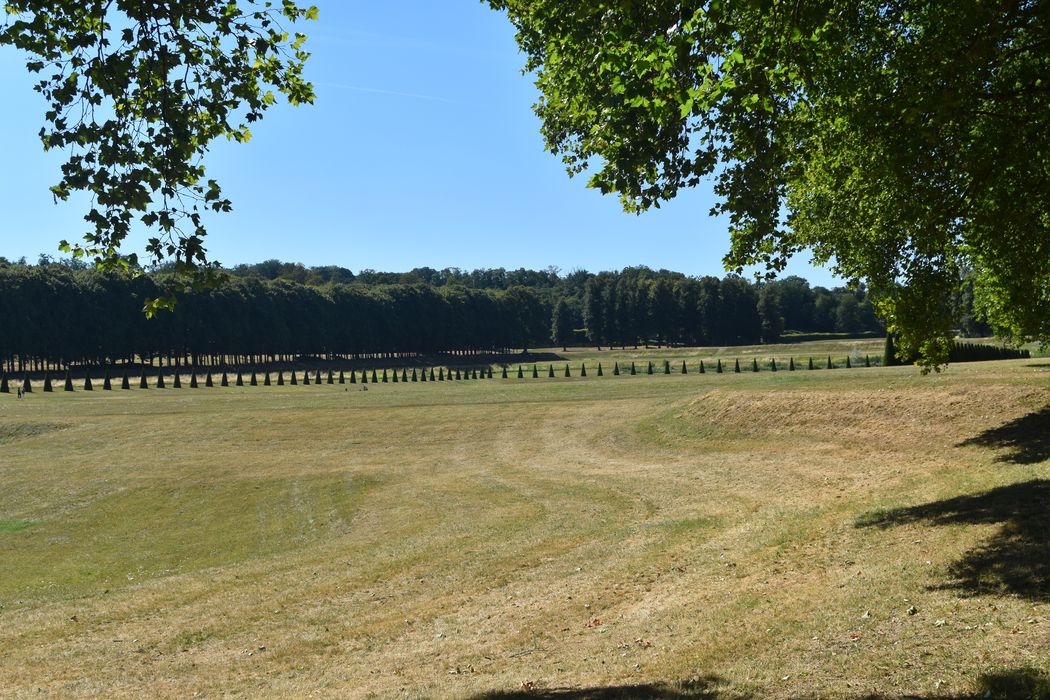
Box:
0 2 839 285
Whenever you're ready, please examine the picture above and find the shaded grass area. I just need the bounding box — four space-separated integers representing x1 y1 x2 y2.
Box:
857 480 1050 602
957 405 1050 464
859 668 1050 699
473 675 734 699
472 667 1050 699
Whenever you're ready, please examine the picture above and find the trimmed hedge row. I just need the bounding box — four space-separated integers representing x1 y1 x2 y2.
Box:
0 356 890 394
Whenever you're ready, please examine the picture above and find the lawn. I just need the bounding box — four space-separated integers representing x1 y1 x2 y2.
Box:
1 349 1048 698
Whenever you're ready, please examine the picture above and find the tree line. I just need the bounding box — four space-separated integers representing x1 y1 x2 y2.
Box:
0 258 886 372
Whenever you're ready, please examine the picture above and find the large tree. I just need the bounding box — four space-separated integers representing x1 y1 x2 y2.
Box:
1 1 317 312
488 0 1049 367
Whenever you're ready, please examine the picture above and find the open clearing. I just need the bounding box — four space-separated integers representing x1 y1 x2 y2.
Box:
1 352 1048 698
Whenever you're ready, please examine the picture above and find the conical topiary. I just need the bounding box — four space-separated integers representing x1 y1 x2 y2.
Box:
411 368 418 382
789 357 795 371
517 366 524 379
647 361 654 375
770 358 777 372
303 371 310 385
581 363 587 377
430 368 437 381
43 371 53 392
140 371 149 389
315 370 322 384
348 369 356 384
289 370 297 385
681 361 687 374
276 371 284 385
846 356 852 368
439 368 446 381
864 355 870 368
0 372 8 394
883 334 898 366
699 360 705 374
206 372 215 387
630 362 637 375
250 370 258 386
339 370 346 384
328 369 335 384
392 369 399 383
500 367 507 379
263 372 270 386
472 369 478 379
597 363 604 376
103 369 112 390
22 375 32 393
156 372 166 388
236 371 244 386
84 374 93 390
420 368 427 382
827 355 834 369
191 372 200 388
487 367 494 379
64 370 74 392
172 372 181 388
613 362 620 376
734 359 741 373
402 369 409 382
221 371 230 387
532 365 539 378
371 369 379 383
716 359 723 373
808 357 814 370
564 364 571 377
752 358 759 372
455 369 462 380
122 369 131 389
663 360 670 374
359 370 366 384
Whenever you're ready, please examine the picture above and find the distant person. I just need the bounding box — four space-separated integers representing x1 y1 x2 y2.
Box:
16 386 22 399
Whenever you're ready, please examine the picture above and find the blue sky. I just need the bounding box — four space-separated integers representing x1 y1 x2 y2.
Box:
0 2 838 285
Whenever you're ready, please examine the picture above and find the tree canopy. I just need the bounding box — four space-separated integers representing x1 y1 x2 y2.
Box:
1 1 317 311
488 0 1050 367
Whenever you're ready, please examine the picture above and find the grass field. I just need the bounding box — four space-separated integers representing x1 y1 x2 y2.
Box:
1 345 1048 698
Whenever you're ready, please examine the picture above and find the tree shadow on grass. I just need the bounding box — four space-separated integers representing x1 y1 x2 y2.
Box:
857 480 1050 601
859 667 1050 699
957 405 1050 464
472 676 735 699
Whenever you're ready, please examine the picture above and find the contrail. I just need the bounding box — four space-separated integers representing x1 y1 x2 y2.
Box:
315 81 457 104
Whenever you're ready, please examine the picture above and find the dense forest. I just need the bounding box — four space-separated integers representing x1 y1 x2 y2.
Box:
0 257 900 372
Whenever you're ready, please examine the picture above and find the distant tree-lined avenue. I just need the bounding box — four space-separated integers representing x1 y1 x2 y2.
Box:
0 259 884 371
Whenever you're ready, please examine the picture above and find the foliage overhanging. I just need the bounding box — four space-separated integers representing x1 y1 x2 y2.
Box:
488 0 1050 367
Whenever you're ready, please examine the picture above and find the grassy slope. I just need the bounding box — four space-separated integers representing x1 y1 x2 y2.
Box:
0 351 1048 698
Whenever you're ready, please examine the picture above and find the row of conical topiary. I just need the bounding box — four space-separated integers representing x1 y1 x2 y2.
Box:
0 366 500 392
0 355 877 394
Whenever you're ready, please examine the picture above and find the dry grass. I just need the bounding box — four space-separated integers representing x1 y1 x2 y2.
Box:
0 357 1048 698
